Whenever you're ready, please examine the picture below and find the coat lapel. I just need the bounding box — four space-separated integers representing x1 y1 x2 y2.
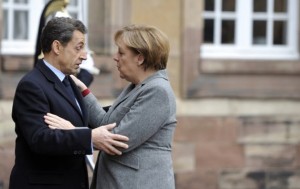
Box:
111 70 169 110
36 60 85 122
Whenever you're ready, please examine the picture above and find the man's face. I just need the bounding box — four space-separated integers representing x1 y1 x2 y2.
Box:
58 30 87 75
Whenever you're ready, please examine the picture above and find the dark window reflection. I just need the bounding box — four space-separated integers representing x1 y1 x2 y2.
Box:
205 0 215 11
69 0 78 6
274 0 287 12
273 21 287 45
221 20 235 44
14 0 28 3
69 12 78 19
204 19 214 43
3 10 8 39
13 11 28 40
253 21 267 44
254 0 267 12
222 0 236 12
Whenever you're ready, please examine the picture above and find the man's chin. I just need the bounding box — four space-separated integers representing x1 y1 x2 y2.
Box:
72 68 80 74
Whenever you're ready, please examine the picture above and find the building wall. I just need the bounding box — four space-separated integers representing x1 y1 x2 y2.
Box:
1 0 300 189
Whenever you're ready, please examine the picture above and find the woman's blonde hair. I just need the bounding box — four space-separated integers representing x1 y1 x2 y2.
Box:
114 24 170 71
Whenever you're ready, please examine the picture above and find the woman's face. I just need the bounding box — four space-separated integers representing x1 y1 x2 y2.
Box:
113 39 141 83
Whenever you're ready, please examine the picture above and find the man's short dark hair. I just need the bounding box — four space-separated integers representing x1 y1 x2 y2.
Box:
41 17 87 53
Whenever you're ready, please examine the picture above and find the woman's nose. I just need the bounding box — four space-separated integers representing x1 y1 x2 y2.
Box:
113 54 118 62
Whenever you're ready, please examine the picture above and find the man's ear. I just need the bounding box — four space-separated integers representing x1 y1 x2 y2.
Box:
52 40 61 55
137 54 145 65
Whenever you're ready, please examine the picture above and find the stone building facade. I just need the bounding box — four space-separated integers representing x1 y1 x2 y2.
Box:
1 0 300 189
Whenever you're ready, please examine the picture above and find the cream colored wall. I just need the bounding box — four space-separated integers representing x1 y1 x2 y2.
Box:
131 0 180 56
130 0 181 96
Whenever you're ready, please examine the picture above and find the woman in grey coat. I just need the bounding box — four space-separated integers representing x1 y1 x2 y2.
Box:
45 24 177 189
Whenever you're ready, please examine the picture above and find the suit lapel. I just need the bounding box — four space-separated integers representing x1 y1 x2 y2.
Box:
36 60 85 122
69 77 88 124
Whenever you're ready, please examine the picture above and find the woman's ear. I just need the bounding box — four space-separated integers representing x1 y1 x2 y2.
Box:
137 54 145 65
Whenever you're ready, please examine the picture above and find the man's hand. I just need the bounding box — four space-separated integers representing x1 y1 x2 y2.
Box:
92 123 129 155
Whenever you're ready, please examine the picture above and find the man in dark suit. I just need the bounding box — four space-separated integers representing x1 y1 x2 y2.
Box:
34 0 98 87
9 17 128 189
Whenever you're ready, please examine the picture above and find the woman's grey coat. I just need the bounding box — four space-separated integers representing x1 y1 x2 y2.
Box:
85 70 177 189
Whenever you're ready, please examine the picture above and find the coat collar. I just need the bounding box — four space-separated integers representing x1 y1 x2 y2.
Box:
140 69 169 86
111 69 169 109
35 59 62 84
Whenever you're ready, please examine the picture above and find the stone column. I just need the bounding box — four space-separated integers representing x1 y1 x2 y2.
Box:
181 0 203 98
0 0 3 98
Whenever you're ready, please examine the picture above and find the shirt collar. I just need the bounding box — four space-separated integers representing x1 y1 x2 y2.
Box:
43 59 65 82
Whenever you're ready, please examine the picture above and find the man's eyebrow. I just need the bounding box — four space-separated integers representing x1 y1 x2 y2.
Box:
76 41 85 46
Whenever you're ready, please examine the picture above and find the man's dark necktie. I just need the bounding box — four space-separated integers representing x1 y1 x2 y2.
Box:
62 76 82 114
62 76 77 103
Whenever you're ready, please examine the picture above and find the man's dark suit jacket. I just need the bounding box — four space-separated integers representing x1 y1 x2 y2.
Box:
9 60 92 189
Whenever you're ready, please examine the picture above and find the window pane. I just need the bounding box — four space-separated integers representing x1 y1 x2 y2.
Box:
253 21 267 44
69 12 78 19
254 0 267 12
69 0 78 6
204 19 214 43
273 21 287 45
222 0 236 12
221 20 235 44
13 11 28 40
14 0 28 3
205 0 215 11
3 10 8 39
274 0 287 12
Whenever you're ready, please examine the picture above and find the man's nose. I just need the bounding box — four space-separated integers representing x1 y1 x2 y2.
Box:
80 51 88 60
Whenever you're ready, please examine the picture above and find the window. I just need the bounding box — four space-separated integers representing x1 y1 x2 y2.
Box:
67 0 87 23
1 0 87 55
202 0 299 60
2 0 42 55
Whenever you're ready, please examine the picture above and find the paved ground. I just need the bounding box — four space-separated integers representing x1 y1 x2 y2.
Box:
0 100 15 189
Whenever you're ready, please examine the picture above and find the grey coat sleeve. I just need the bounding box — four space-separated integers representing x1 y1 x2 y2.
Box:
83 93 107 128
112 85 173 152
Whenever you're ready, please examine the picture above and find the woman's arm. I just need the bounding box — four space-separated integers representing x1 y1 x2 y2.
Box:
70 74 106 127
70 74 87 92
44 113 129 155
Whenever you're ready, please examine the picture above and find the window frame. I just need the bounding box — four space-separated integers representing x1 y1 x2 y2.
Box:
2 0 44 55
201 0 299 60
1 0 88 55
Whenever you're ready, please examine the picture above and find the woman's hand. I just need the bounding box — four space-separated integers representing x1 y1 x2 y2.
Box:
44 113 75 130
70 74 88 92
